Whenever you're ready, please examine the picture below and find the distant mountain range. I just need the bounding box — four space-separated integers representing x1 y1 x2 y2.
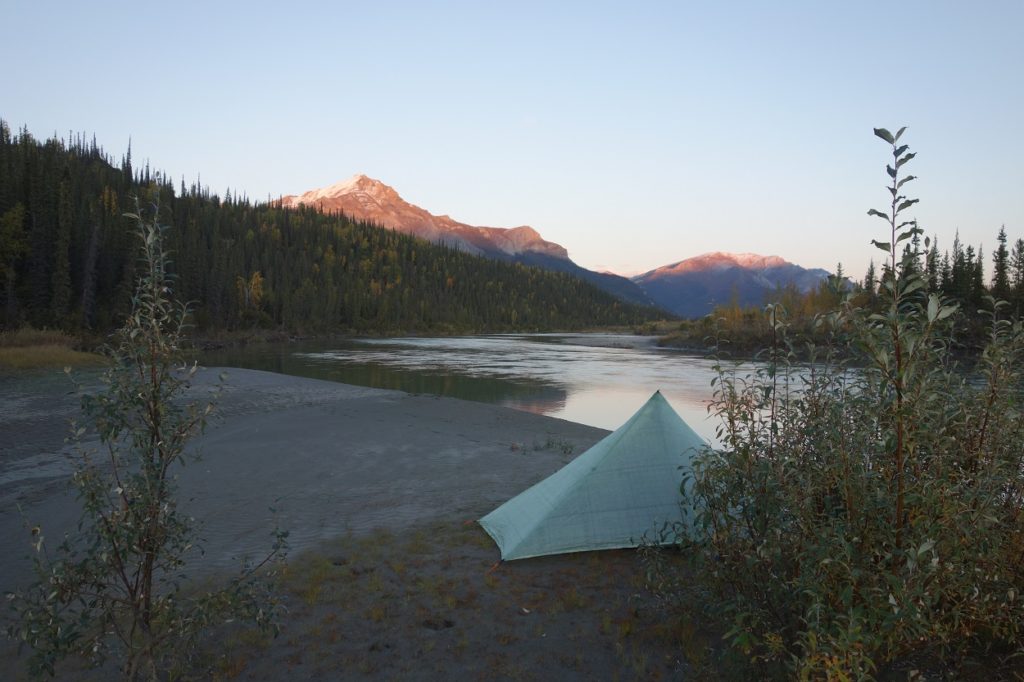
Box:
282 176 831 318
633 253 832 318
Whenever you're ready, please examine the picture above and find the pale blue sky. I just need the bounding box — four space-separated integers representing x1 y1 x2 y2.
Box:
3 1 1022 279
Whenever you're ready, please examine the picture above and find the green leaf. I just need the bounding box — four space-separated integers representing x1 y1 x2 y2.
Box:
874 128 895 144
896 198 919 213
871 240 891 253
894 126 907 141
927 294 939 322
895 144 909 157
902 278 924 295
887 164 897 179
867 209 890 221
937 304 957 320
896 152 916 168
897 175 916 188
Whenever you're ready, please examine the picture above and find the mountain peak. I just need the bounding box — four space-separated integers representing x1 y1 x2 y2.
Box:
280 176 570 260
294 173 393 202
642 252 792 278
633 251 831 318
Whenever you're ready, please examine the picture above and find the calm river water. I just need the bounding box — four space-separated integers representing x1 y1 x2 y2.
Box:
201 334 727 440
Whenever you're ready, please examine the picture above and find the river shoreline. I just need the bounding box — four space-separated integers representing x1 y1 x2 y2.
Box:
1 367 711 679
1 367 610 593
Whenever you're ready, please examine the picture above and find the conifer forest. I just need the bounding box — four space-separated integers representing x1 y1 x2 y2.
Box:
0 123 658 335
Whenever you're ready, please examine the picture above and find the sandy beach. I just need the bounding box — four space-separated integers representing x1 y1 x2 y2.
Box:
1 367 608 591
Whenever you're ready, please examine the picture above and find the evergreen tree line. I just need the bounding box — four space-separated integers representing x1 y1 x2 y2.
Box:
0 122 659 335
659 230 1021 355
694 229 1024 353
857 228 1024 318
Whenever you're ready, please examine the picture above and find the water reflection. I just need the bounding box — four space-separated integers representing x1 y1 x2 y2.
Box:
200 335 723 440
201 340 569 410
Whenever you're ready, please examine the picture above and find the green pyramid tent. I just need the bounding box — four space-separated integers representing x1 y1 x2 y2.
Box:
479 391 704 560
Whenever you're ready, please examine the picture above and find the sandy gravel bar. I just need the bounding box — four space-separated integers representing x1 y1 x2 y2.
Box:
0 367 607 592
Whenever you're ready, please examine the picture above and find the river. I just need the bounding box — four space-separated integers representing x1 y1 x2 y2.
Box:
200 333 727 441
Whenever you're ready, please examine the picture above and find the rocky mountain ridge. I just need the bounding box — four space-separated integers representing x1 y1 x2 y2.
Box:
281 175 569 260
281 175 652 306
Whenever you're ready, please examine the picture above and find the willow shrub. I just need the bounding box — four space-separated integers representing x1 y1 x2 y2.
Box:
6 201 287 681
658 129 1024 678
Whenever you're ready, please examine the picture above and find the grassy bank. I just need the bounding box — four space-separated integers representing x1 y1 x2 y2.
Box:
0 327 107 370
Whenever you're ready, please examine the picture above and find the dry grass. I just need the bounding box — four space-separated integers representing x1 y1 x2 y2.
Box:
0 326 77 347
4 519 720 679
0 345 106 370
213 518 718 680
0 326 106 370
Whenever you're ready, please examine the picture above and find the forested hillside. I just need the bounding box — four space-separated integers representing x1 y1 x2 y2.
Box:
0 123 659 334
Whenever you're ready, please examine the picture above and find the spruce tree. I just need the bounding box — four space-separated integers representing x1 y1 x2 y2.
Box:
992 225 1011 301
1010 238 1024 314
863 259 876 297
972 246 985 307
925 237 939 291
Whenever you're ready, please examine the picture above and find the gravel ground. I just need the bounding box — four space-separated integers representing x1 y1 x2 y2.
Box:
1 367 711 680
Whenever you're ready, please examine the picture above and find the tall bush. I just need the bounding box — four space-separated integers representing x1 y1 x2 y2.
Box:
661 129 1024 678
6 201 286 680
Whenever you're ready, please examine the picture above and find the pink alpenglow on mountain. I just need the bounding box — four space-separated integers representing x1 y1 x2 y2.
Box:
645 252 791 276
633 252 831 318
280 174 569 260
278 174 656 307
